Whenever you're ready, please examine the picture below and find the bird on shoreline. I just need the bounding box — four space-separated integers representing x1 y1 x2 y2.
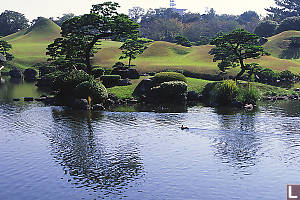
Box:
181 125 189 130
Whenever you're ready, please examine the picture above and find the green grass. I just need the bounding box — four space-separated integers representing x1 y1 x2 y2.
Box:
2 21 300 76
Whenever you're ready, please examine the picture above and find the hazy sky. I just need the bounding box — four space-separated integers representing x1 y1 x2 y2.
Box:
1 0 275 20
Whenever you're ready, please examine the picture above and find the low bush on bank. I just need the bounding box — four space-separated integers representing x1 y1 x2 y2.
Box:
153 72 187 85
53 70 93 93
75 80 108 103
208 80 260 106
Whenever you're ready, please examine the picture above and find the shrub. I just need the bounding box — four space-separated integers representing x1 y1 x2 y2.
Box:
194 36 211 46
91 67 105 78
254 20 278 37
74 63 87 71
75 80 108 104
279 70 295 82
52 70 93 93
153 72 187 85
277 16 300 33
100 75 121 88
175 35 192 47
150 81 188 102
237 84 260 104
256 68 279 84
211 80 239 106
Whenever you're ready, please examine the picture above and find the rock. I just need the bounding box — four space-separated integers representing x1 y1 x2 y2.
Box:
103 99 115 107
127 98 138 104
187 91 201 101
72 98 90 110
23 69 37 80
294 88 300 92
35 77 51 87
118 78 132 86
133 79 155 97
24 97 34 101
232 100 244 108
44 97 56 105
244 104 254 111
9 69 23 78
92 104 105 111
13 98 20 101
35 97 47 102
276 96 288 100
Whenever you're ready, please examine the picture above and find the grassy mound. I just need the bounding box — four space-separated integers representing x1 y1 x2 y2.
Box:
2 17 61 68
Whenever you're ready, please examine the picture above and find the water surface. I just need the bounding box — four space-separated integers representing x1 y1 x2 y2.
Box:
0 78 299 200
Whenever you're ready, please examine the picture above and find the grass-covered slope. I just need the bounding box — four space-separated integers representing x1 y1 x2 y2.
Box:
2 20 300 75
3 17 61 68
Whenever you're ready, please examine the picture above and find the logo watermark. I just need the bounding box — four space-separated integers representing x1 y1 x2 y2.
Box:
287 185 300 200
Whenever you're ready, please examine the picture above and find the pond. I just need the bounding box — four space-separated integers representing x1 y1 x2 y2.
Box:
0 77 300 200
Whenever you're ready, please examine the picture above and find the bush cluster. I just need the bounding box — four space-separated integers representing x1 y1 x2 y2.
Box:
150 81 188 102
209 80 260 106
153 72 187 85
75 80 108 103
101 75 121 88
91 67 105 78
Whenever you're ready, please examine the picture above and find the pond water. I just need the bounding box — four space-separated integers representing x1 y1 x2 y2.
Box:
0 77 300 200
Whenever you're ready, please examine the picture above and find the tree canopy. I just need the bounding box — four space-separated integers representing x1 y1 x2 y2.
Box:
266 0 300 21
209 29 268 79
47 2 139 73
0 40 13 62
0 10 29 36
119 37 153 67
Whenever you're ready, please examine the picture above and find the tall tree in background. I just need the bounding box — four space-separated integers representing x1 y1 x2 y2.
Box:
209 29 267 79
128 7 145 23
266 0 300 21
0 10 29 36
52 13 76 26
47 2 139 73
119 37 153 67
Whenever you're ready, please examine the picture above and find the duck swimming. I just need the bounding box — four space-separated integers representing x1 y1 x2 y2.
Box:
181 125 189 130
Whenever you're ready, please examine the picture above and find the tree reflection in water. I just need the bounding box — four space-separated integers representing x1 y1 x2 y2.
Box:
212 108 262 172
49 108 144 198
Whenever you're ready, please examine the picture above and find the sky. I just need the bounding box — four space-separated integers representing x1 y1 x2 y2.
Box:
1 0 276 21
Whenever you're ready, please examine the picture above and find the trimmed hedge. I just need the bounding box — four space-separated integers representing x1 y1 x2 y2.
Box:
91 67 105 78
153 72 187 85
150 81 188 102
52 70 93 93
100 75 121 88
75 80 108 104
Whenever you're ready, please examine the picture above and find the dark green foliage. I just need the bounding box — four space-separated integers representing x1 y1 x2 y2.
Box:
153 72 187 85
279 70 295 82
52 70 93 93
52 13 76 26
254 20 278 37
211 80 240 105
238 11 260 25
0 40 13 61
119 37 152 67
257 68 280 84
266 0 300 22
91 67 105 78
100 75 121 87
113 62 126 68
277 16 300 33
175 35 192 47
43 70 66 88
237 84 260 104
193 36 211 46
75 80 108 103
209 29 267 79
48 2 139 72
0 10 29 36
150 81 187 102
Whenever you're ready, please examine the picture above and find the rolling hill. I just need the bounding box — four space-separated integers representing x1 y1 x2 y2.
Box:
2 19 300 75
2 17 61 68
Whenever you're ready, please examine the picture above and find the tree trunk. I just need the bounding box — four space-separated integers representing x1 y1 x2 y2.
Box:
235 58 246 80
85 36 100 74
128 57 132 68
